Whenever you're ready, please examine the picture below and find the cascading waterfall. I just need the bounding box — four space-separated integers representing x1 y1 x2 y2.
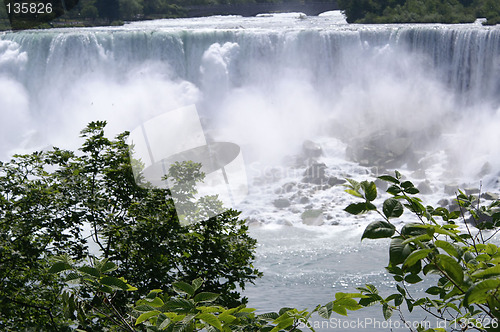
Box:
1 14 500 328
1 20 499 164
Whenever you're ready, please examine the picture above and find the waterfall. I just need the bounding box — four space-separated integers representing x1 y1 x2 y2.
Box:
0 17 499 177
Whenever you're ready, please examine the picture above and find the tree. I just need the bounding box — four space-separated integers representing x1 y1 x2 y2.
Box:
81 4 99 20
0 121 261 329
119 0 144 20
96 0 120 21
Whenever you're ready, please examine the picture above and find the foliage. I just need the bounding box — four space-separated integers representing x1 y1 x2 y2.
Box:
343 171 500 331
337 0 500 25
52 0 306 25
0 121 261 329
50 256 138 330
51 257 365 331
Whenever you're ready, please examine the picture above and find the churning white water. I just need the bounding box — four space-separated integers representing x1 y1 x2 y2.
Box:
1 12 500 330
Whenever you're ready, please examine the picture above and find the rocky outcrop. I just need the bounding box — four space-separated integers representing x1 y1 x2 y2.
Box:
302 140 323 159
301 209 324 226
302 162 327 184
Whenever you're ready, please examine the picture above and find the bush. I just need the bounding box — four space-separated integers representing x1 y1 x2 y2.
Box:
343 172 500 331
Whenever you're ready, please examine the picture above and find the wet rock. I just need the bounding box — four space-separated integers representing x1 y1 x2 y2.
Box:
482 192 499 201
301 209 324 226
247 219 263 228
299 196 310 204
302 140 323 158
375 178 388 192
411 169 427 179
345 131 413 168
417 181 433 195
273 198 291 209
302 163 327 184
371 166 387 176
465 188 480 196
282 182 297 193
438 199 449 207
477 162 492 178
444 183 459 196
327 177 346 186
466 211 493 228
387 137 412 157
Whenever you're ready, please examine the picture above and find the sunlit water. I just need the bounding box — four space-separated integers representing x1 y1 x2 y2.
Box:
1 12 500 330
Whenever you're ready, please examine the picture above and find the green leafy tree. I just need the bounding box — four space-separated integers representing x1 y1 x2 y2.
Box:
119 0 144 20
96 0 121 21
338 0 496 24
0 121 261 329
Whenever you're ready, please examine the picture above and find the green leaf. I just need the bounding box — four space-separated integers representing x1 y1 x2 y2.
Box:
278 307 295 316
436 254 464 285
383 198 404 219
146 289 163 299
193 292 219 303
425 286 443 296
464 279 500 307
100 261 118 273
405 187 420 194
158 316 171 330
332 304 347 316
136 310 161 325
317 305 331 319
389 237 411 265
192 278 203 291
378 175 399 184
65 272 81 282
403 249 432 268
335 298 362 311
257 312 279 320
345 189 363 198
361 221 396 240
345 202 377 215
270 317 295 332
423 263 439 275
472 265 500 279
404 274 423 284
382 303 393 320
387 185 402 195
164 298 195 312
358 294 381 307
49 262 72 274
146 297 165 308
172 281 195 297
197 313 222 331
361 181 377 201
78 266 100 278
401 223 427 237
100 276 130 291
434 240 459 258
345 178 361 191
